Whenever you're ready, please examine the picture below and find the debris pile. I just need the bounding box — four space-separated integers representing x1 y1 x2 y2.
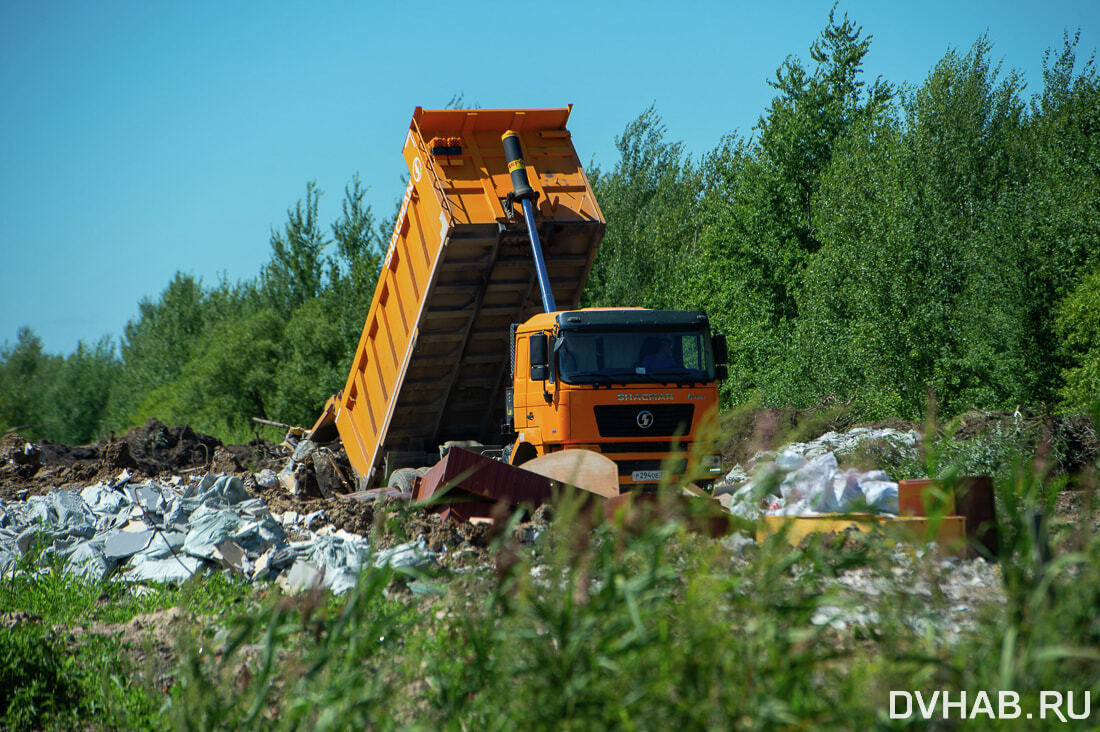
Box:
720 452 900 519
277 439 354 498
752 426 920 466
717 427 921 520
0 419 277 498
0 472 434 594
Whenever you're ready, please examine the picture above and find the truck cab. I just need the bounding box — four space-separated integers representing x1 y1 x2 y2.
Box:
509 308 728 489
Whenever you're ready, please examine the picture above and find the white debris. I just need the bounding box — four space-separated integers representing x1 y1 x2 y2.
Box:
0 471 434 594
255 469 279 490
372 536 435 570
722 450 900 518
716 427 918 519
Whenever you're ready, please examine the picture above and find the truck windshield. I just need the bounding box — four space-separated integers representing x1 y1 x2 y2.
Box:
557 330 715 385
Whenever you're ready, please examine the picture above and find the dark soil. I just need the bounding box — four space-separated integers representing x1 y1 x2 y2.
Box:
0 419 293 501
0 418 496 563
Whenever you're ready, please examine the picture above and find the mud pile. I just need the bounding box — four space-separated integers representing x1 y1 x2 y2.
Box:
0 419 345 501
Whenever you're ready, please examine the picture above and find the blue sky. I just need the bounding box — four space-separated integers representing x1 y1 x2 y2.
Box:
2 0 1097 355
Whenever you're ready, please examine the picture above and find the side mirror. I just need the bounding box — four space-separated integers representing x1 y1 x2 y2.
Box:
716 364 728 381
529 333 549 381
712 333 728 365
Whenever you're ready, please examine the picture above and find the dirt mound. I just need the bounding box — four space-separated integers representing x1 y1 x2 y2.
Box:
947 411 1097 476
0 419 289 500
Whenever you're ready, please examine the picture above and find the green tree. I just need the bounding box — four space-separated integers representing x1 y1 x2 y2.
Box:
688 10 891 407
261 181 330 318
328 174 384 347
41 338 119 444
1055 268 1100 412
797 36 1029 418
584 107 702 309
106 272 207 429
0 328 56 435
138 309 283 435
760 10 892 248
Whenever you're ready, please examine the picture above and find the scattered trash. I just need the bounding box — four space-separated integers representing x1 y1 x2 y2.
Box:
256 469 279 490
715 427 918 520
755 427 921 465
722 450 901 519
0 471 432 594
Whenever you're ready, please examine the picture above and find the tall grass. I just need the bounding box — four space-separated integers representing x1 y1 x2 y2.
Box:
5 411 1096 728
161 410 1100 728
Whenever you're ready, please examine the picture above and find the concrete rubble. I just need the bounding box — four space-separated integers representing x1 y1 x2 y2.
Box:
807 547 1004 641
717 427 921 520
277 439 349 498
0 472 435 594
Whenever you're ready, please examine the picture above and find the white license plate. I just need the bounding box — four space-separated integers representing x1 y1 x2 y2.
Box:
631 470 664 482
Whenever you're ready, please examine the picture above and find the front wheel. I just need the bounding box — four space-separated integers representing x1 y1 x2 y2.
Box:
387 467 421 493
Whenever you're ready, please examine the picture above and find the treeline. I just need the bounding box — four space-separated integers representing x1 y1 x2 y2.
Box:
584 15 1100 420
2 13 1098 445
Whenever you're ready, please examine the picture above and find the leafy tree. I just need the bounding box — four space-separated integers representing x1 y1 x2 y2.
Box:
584 107 702 309
1056 268 1100 412
261 181 330 318
106 272 207 429
687 10 892 407
329 174 384 346
269 297 350 426
797 36 1030 418
40 338 118 444
757 8 893 262
138 309 283 435
0 328 56 435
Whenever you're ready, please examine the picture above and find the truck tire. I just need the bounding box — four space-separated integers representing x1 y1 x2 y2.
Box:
387 467 421 494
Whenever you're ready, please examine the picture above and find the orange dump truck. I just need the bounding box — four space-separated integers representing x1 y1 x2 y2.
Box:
309 107 728 491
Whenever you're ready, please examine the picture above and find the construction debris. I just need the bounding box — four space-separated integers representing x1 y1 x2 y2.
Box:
0 471 433 594
276 439 352 498
717 427 920 520
745 426 921 467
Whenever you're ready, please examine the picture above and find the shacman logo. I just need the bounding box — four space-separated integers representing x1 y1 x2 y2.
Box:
636 410 655 429
890 690 1091 722
617 393 674 402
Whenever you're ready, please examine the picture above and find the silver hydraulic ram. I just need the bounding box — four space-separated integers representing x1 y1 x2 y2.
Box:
501 130 557 314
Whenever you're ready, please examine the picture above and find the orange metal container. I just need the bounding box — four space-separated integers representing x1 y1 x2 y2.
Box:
310 107 605 486
757 514 969 556
897 478 955 516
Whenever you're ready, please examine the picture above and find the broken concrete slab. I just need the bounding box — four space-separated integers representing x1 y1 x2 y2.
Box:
103 529 154 560
255 468 279 490
215 539 249 576
65 542 113 582
123 554 204 584
282 559 325 594
138 531 186 560
182 507 243 559
0 470 437 595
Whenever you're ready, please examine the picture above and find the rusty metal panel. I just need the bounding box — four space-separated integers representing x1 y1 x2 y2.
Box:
415 447 559 508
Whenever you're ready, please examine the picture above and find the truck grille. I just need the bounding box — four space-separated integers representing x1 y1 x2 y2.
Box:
593 405 695 438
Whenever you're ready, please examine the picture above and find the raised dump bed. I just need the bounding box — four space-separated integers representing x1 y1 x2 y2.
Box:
310 107 606 487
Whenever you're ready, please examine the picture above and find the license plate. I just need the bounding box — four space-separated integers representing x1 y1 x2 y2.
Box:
631 470 663 482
